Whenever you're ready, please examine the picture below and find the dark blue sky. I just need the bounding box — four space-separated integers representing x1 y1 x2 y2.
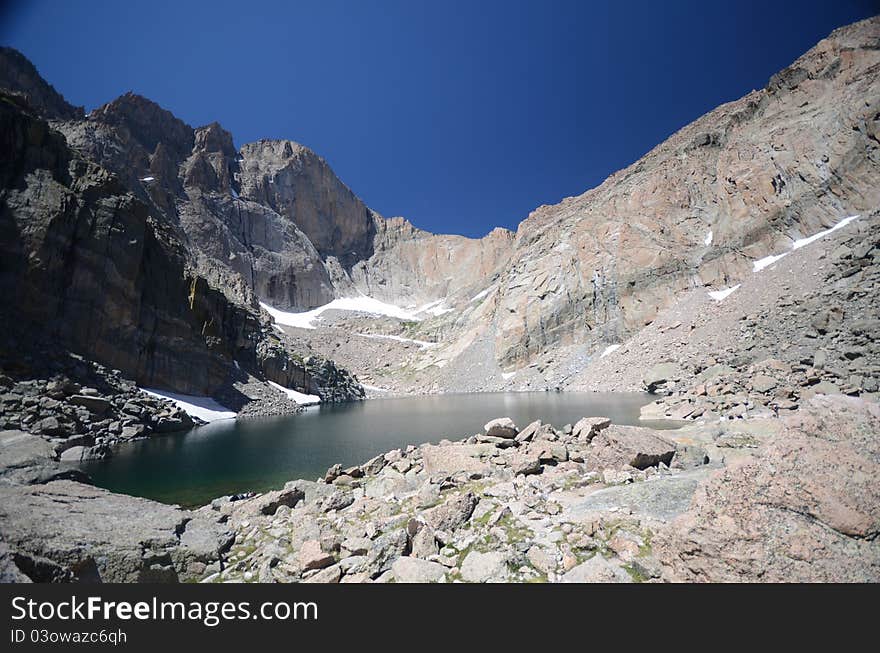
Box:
2 1 876 237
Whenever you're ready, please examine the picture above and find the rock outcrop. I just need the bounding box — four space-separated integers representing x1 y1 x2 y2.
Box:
0 480 233 582
654 396 880 581
472 17 880 371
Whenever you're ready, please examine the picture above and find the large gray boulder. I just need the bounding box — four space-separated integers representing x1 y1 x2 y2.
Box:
655 396 880 582
460 551 508 582
0 480 233 582
642 362 681 394
423 492 479 532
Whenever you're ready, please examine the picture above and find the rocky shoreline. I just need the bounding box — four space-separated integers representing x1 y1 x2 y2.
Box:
2 391 876 583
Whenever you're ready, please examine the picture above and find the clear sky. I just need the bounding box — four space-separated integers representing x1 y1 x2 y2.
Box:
1 0 876 237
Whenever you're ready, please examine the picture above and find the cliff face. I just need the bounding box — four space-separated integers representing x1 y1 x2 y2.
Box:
0 91 361 399
237 139 377 267
348 219 514 306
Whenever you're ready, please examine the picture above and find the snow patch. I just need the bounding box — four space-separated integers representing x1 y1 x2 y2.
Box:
261 296 424 330
361 384 390 393
267 380 321 406
356 333 437 348
140 176 155 182
753 252 788 272
501 371 516 380
600 344 621 358
140 388 236 422
469 286 495 303
754 214 860 272
708 285 740 302
231 188 239 199
704 230 713 246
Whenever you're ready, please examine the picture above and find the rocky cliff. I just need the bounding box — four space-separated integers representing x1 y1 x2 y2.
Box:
0 88 361 404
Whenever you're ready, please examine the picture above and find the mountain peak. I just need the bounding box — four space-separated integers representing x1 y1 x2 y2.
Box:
91 91 194 162
0 46 83 120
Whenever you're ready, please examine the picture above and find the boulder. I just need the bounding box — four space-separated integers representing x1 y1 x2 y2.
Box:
230 485 305 518
514 420 543 443
365 529 407 577
571 416 611 442
58 444 110 462
750 374 778 393
0 430 55 471
483 417 518 439
0 481 232 582
321 490 354 512
391 556 447 583
642 362 681 393
37 417 69 437
460 551 508 582
298 540 334 571
421 443 491 476
525 440 568 463
409 525 439 559
423 492 479 532
587 425 676 470
654 396 880 582
562 555 631 583
67 394 111 416
303 564 342 584
509 452 542 476
527 546 556 575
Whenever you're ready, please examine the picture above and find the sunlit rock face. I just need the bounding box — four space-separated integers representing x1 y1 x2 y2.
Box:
482 16 880 368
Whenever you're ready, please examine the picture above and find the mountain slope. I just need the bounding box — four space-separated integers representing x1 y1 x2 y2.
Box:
478 16 880 370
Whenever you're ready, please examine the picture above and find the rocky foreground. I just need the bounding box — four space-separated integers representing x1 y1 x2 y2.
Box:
3 392 875 583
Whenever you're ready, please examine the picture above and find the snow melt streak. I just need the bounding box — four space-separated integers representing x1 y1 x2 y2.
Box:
356 333 437 348
753 215 860 272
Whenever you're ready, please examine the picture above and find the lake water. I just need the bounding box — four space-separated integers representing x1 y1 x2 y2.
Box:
81 392 673 507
